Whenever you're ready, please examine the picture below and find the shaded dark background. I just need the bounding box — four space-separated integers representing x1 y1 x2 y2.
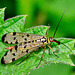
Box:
0 0 75 75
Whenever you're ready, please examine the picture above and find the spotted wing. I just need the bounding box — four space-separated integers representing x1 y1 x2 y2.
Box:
2 32 43 44
1 37 47 64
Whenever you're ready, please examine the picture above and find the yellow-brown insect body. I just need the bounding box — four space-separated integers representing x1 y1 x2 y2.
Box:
1 32 50 64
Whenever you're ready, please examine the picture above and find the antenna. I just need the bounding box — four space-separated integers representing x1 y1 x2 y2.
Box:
52 7 72 52
54 39 72 52
60 42 72 52
53 7 68 38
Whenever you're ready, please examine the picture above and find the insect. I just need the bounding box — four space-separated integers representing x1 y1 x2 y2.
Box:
1 8 71 68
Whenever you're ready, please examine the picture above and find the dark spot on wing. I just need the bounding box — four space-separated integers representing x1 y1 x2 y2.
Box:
24 42 27 44
1 57 5 64
10 49 12 52
12 58 15 62
25 38 27 41
5 41 8 44
15 41 18 44
27 34 29 37
24 45 27 48
22 36 24 38
15 45 18 51
4 52 8 56
14 37 16 40
35 40 37 42
13 32 16 35
10 42 12 44
26 49 29 53
28 41 31 43
12 53 15 56
32 40 34 43
2 34 6 42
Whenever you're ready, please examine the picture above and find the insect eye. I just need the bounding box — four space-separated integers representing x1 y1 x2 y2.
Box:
49 37 53 42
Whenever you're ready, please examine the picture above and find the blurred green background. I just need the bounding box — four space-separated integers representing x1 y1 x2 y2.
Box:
0 0 75 75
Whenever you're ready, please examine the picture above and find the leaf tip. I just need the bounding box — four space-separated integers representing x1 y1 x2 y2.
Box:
20 15 28 18
2 7 6 11
24 15 28 17
19 15 27 19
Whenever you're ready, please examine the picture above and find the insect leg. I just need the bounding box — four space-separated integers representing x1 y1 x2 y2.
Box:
36 46 46 68
48 43 52 55
47 44 59 58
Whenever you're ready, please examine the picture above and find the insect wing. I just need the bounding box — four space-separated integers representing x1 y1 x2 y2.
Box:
1 37 46 64
2 32 43 44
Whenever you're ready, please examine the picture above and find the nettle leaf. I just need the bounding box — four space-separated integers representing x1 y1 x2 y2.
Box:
0 8 75 75
0 8 5 26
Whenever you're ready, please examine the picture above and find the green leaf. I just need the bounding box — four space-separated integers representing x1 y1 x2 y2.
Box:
0 8 75 75
0 8 5 27
0 14 27 40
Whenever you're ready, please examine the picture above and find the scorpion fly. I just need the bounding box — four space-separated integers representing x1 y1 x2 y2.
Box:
1 8 71 68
